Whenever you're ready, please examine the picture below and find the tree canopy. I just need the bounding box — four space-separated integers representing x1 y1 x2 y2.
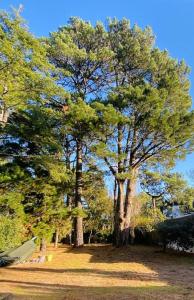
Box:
0 11 194 250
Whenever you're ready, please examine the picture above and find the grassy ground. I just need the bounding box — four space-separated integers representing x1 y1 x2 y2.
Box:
1 244 194 299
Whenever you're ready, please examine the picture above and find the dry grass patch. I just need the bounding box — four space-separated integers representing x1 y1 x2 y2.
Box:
0 244 194 299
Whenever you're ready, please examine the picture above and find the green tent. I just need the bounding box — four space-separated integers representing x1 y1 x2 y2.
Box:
0 237 37 267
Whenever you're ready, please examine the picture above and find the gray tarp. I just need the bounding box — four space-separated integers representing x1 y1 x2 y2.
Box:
0 237 36 267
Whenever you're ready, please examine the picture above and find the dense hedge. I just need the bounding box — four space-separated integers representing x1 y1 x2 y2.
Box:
156 214 194 251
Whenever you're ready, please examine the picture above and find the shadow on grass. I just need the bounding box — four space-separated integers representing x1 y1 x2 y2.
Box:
0 280 183 300
2 245 194 299
2 267 158 281
4 244 194 289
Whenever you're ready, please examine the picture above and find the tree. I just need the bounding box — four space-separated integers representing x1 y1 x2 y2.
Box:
140 171 194 211
0 10 65 125
0 104 71 251
47 18 113 247
0 13 193 250
93 19 194 246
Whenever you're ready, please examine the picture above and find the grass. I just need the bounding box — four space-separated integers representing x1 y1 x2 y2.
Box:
1 244 194 299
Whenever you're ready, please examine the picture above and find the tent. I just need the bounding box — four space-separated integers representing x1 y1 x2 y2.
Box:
0 237 37 267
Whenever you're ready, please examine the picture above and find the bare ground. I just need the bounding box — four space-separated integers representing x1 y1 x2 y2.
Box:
1 244 194 299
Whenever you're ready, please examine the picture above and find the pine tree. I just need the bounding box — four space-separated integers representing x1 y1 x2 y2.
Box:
47 18 113 247
0 10 66 125
92 19 194 246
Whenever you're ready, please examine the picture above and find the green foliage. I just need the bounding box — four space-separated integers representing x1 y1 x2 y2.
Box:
0 192 24 218
84 189 113 235
83 169 113 239
0 12 194 248
32 221 54 245
157 215 194 251
0 216 25 251
47 17 113 97
71 207 87 218
135 208 165 232
140 170 194 210
0 10 66 115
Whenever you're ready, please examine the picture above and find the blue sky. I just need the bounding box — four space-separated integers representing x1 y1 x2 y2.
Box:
1 0 194 183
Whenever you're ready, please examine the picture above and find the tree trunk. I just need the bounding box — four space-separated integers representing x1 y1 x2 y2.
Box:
113 122 127 247
54 229 59 248
88 230 93 244
113 178 117 211
152 197 156 210
74 139 84 247
0 105 9 125
69 232 72 245
40 237 47 253
123 168 138 245
114 179 125 247
130 227 135 245
114 168 138 247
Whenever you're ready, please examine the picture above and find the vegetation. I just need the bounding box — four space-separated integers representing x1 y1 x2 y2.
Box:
157 214 194 252
0 9 194 252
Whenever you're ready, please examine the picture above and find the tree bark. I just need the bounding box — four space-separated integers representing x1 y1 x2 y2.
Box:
113 122 127 246
123 168 138 245
130 227 135 245
114 179 125 247
88 230 93 244
54 229 59 248
152 197 156 210
74 139 84 247
40 237 47 253
113 168 138 247
0 105 9 125
113 178 117 211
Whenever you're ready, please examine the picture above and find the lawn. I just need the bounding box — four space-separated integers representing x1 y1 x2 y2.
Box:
1 244 194 299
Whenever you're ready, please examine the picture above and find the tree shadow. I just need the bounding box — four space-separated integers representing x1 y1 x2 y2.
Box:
3 267 158 281
1 244 194 299
64 244 194 287
0 280 186 300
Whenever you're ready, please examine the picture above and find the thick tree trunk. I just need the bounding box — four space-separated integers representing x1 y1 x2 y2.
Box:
114 179 125 247
74 139 84 247
123 168 138 245
66 195 73 245
54 229 59 248
114 123 126 247
113 169 138 247
112 178 117 243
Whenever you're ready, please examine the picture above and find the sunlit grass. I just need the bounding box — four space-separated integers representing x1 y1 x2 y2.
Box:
0 244 194 299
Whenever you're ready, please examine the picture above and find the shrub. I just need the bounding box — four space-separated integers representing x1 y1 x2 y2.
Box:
133 208 165 232
156 214 194 251
0 216 25 251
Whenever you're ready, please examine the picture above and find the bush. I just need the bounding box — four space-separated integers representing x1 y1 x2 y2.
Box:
134 208 165 232
0 216 25 251
157 214 194 251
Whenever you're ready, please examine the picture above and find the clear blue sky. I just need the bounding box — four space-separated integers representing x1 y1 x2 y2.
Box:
1 0 194 183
